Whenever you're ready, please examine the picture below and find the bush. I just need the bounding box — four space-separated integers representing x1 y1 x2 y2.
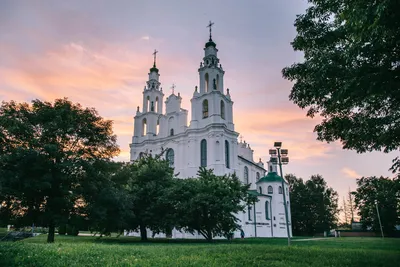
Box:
58 225 67 235
66 225 79 236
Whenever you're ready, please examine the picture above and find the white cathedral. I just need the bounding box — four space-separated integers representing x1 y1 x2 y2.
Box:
129 25 292 238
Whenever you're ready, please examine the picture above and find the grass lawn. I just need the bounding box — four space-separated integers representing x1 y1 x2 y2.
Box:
0 235 399 267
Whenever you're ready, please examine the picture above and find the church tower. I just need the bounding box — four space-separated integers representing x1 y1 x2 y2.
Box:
133 50 164 140
190 21 234 131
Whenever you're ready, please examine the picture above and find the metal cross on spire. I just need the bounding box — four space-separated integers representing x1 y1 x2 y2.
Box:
207 21 214 41
171 83 176 95
152 49 158 67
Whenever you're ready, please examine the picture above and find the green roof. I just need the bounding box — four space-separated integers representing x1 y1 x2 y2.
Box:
247 190 271 198
256 172 286 184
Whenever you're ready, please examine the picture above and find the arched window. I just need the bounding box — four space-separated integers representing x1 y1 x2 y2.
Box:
269 165 273 172
205 73 209 92
138 152 144 160
268 186 273 194
279 186 283 194
216 74 220 90
142 118 147 136
244 166 249 184
265 201 270 220
166 149 174 167
225 140 230 168
256 172 260 181
156 97 159 113
170 129 174 136
259 186 262 194
156 119 160 135
146 96 150 112
150 101 154 111
220 100 225 119
200 139 207 167
202 99 209 118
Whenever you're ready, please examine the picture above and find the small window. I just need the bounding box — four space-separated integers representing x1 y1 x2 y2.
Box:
201 139 207 167
142 118 147 136
248 206 252 221
220 100 225 119
244 166 249 184
279 186 283 194
166 149 174 167
269 165 273 172
170 129 174 136
268 186 273 194
225 140 230 168
265 201 270 220
202 99 209 118
259 186 262 194
256 172 260 181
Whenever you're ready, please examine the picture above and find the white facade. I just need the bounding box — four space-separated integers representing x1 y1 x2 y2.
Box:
129 30 292 238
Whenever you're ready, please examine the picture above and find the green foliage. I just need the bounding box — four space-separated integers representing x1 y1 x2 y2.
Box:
286 174 339 235
66 225 79 236
0 98 119 243
0 236 399 266
353 176 400 236
58 225 67 236
172 168 254 241
125 153 175 241
282 0 400 173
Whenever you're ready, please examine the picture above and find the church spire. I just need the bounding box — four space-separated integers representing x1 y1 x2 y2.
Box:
150 49 159 73
205 21 216 48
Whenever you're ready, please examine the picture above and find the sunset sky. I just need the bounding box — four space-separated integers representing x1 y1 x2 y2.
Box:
0 0 397 208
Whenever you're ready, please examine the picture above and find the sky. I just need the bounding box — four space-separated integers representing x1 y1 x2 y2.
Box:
0 0 398 212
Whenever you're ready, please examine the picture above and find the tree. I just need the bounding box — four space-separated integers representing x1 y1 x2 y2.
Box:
125 153 175 241
353 176 400 236
80 160 132 236
286 174 339 235
0 98 119 242
172 168 255 241
282 0 400 173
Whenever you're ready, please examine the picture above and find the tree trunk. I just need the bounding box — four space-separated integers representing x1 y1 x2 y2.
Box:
47 221 55 243
206 228 213 242
140 224 148 241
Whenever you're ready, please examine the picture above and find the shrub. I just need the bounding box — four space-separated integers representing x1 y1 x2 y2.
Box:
58 225 67 235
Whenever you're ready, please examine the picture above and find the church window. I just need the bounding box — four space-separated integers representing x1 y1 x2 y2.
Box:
248 205 252 221
269 165 273 172
213 78 216 90
146 96 150 112
156 119 160 135
256 172 260 181
278 186 283 194
166 148 174 167
138 152 144 160
205 73 209 92
216 74 220 90
225 140 230 168
151 101 154 111
220 100 225 119
142 118 147 136
259 186 262 194
244 166 249 184
200 139 207 167
202 99 209 118
170 129 174 136
156 97 159 113
265 201 270 220
268 186 273 194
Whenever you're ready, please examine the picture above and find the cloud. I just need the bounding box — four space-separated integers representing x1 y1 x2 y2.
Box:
341 167 361 179
141 36 150 41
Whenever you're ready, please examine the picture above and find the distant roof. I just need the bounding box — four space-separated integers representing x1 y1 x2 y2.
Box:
247 190 271 198
256 172 287 184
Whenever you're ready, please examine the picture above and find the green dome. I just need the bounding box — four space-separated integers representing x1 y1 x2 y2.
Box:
205 38 216 48
150 66 159 73
256 172 286 184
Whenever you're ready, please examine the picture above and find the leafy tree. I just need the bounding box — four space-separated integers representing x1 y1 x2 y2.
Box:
286 174 339 235
172 168 255 241
80 160 132 237
282 0 400 173
353 176 400 236
125 153 175 241
0 98 119 242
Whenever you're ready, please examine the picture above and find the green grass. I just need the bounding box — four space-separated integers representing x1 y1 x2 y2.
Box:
1 235 399 267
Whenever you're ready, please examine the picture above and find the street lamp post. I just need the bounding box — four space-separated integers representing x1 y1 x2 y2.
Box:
269 142 291 246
